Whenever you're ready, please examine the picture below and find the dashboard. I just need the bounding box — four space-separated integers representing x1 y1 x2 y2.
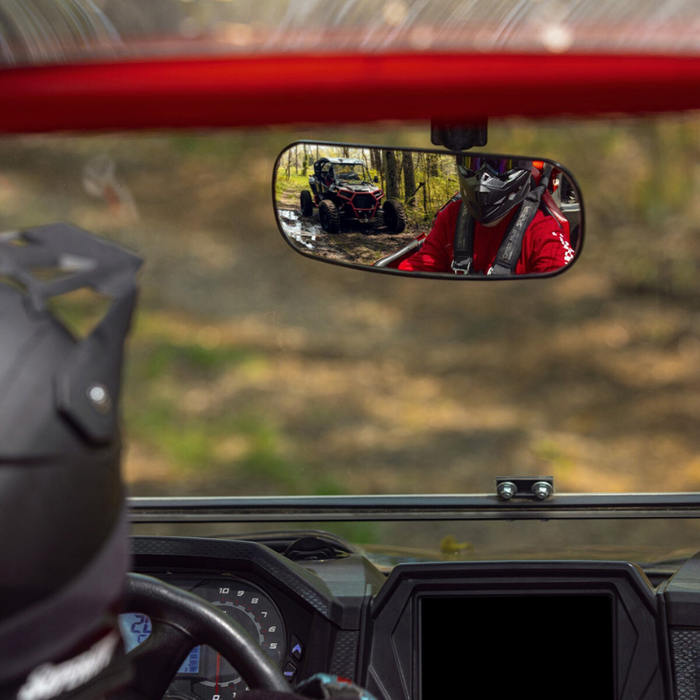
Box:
127 536 700 700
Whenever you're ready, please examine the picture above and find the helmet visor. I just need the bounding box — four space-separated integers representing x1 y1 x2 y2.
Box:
457 157 520 179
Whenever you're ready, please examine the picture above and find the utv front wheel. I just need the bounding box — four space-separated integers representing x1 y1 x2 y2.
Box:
318 200 340 233
300 190 314 217
383 199 407 233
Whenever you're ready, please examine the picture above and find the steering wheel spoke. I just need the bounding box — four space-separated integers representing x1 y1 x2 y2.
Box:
117 573 290 699
126 617 195 700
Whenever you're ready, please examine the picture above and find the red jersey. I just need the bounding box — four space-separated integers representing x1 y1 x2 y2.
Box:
398 200 574 274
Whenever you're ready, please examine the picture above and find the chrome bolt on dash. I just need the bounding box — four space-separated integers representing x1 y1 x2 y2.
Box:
497 481 518 500
532 481 554 500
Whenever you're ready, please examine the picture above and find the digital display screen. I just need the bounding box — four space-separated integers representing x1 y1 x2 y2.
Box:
421 595 613 700
119 613 201 675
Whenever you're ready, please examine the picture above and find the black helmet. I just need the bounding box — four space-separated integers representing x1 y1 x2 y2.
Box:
458 157 533 224
0 223 141 700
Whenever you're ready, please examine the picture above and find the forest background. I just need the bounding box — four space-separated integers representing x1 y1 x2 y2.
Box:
1 117 700 556
276 143 460 227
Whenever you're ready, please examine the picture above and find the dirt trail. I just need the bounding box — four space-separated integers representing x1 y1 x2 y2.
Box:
277 183 426 266
278 207 420 265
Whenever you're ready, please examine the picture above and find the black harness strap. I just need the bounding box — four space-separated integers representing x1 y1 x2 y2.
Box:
452 164 554 276
488 164 553 276
451 202 476 274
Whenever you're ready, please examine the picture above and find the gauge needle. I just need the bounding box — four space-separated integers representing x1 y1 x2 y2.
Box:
215 653 221 696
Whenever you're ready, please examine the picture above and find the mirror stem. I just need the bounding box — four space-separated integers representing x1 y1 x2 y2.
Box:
430 121 488 151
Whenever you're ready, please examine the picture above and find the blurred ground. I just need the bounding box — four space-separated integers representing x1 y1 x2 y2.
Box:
3 119 700 551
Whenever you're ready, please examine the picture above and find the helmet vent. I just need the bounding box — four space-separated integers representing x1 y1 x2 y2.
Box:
48 288 112 341
0 274 27 295
0 222 142 445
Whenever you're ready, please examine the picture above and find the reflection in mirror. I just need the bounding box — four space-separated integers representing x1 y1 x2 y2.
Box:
274 143 583 278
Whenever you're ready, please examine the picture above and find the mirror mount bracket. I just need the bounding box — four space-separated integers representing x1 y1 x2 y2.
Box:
496 476 554 501
430 121 488 151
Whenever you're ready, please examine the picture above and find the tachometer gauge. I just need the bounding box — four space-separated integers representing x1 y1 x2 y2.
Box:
120 578 286 700
186 579 286 699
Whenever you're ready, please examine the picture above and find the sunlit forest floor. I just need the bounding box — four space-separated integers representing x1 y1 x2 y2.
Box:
3 119 700 553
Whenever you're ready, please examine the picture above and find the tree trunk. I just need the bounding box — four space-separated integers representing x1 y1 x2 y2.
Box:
424 154 431 210
402 152 417 207
370 149 384 189
385 151 400 200
370 149 382 172
425 154 440 210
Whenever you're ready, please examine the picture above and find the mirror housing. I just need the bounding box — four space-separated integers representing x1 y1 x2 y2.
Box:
273 142 583 279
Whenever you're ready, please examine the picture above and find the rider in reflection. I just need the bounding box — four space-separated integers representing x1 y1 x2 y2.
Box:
398 157 575 275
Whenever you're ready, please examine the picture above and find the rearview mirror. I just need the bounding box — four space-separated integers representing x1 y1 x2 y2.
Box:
273 142 583 278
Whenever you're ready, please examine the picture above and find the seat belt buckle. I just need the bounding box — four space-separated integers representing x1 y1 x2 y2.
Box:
451 258 472 275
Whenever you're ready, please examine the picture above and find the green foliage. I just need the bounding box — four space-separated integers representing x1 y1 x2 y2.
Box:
136 340 257 381
121 312 326 495
279 145 459 228
126 398 213 469
125 389 308 492
275 168 308 197
314 521 380 545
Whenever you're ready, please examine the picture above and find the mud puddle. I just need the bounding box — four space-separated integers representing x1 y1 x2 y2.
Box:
278 207 423 266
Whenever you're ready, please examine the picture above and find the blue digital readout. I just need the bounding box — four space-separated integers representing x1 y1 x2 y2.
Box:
179 645 201 674
120 613 151 651
119 613 201 675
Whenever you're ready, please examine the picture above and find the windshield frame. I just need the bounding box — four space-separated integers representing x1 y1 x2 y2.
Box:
333 162 372 185
129 492 700 524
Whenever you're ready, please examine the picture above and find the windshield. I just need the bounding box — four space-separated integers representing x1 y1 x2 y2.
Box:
334 163 372 184
2 118 700 511
1 1 698 68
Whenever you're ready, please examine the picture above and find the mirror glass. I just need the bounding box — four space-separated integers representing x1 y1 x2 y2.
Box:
274 143 583 277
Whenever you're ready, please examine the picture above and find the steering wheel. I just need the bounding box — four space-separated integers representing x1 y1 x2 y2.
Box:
120 573 290 699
